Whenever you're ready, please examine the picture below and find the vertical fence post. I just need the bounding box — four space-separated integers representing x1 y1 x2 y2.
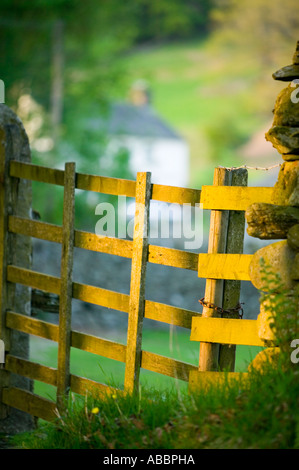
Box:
56 162 76 411
124 172 151 394
218 168 248 371
198 167 231 371
0 105 33 430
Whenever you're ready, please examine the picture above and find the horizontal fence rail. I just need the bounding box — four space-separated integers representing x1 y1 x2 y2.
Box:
9 216 254 280
200 185 274 210
6 265 200 328
190 316 265 347
9 160 274 209
197 253 252 281
188 314 265 392
10 161 202 205
5 312 197 382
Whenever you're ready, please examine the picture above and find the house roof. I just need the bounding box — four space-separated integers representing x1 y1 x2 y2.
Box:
97 102 184 141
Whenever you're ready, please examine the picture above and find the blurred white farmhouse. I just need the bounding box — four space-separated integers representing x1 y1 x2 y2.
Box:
103 81 190 187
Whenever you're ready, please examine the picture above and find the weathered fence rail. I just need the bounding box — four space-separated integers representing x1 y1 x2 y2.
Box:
0 151 275 423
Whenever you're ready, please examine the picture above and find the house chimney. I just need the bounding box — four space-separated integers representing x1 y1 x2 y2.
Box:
129 79 151 106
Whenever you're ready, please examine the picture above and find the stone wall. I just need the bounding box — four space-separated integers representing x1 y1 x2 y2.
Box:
246 41 299 352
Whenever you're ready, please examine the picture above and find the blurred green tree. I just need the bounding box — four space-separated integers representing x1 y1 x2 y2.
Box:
0 0 214 225
128 0 213 43
211 0 299 66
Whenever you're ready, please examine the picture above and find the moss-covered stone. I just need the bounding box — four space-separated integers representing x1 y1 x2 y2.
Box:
249 241 297 292
272 161 299 206
287 224 299 250
246 202 299 239
272 63 299 81
248 348 280 372
265 125 299 155
291 252 299 280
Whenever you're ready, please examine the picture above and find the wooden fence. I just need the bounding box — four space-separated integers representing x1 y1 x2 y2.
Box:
0 156 275 422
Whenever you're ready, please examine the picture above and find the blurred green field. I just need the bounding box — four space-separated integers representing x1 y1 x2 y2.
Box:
120 39 281 188
30 328 263 401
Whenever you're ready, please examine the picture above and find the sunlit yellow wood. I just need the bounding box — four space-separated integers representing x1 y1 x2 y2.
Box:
6 265 130 312
191 317 265 347
76 172 136 196
8 266 201 329
151 184 201 205
75 230 133 258
5 355 57 386
125 172 151 393
218 168 248 372
72 282 130 312
6 311 126 361
148 245 198 271
10 160 203 204
198 168 231 372
10 160 64 185
57 162 75 410
198 253 252 280
189 370 248 393
141 350 197 382
8 216 62 243
71 330 126 362
2 387 57 422
70 375 119 397
7 265 60 294
144 300 201 329
6 311 59 341
200 186 274 211
9 216 134 258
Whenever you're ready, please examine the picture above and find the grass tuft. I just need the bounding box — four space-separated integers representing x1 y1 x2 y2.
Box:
12 362 299 449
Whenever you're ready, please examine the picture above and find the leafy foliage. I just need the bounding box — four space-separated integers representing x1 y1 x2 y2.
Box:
211 0 299 66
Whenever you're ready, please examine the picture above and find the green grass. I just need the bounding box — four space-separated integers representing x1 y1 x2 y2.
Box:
12 359 299 449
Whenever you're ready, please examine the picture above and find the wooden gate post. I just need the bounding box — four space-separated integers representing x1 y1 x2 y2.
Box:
124 172 151 393
0 105 34 431
198 167 231 371
56 162 76 411
218 168 248 371
198 167 248 372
